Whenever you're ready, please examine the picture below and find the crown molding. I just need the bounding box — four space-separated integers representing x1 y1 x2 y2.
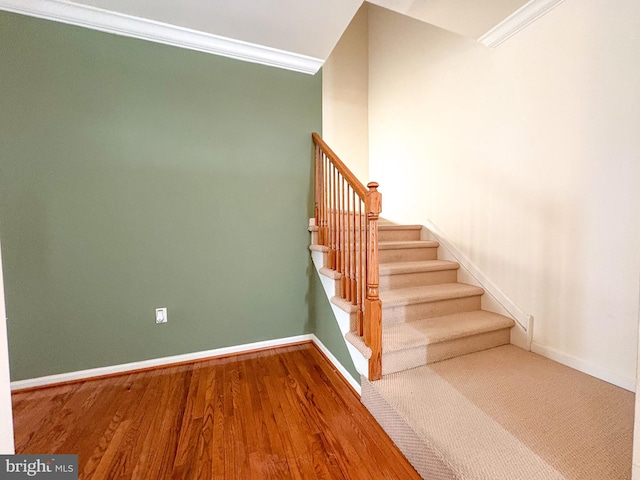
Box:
0 0 323 74
478 0 565 48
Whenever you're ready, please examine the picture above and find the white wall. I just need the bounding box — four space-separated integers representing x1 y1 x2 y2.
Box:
367 0 640 389
0 243 15 453
322 3 369 183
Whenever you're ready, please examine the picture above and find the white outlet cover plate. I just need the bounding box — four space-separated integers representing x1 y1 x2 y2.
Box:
155 307 167 323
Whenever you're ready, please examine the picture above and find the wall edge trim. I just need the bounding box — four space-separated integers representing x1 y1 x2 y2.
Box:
423 219 533 341
0 0 323 74
531 341 636 392
11 335 313 390
311 334 362 395
478 0 565 48
10 334 362 393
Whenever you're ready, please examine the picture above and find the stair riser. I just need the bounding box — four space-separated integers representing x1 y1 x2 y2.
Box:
381 329 511 375
361 381 439 480
379 270 458 291
380 247 437 263
379 229 421 242
382 296 481 325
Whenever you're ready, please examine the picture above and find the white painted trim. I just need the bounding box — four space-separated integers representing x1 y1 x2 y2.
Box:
0 242 15 454
11 334 315 391
10 333 362 395
0 0 323 74
423 219 533 343
478 0 565 48
531 341 636 392
311 334 361 395
311 249 369 378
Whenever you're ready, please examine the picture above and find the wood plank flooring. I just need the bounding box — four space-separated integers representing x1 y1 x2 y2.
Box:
12 342 422 479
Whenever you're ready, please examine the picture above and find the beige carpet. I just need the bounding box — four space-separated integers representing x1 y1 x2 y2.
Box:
362 345 634 480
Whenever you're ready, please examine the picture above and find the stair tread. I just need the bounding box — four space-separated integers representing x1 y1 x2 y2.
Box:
380 260 459 275
383 311 514 353
380 283 484 306
379 240 438 250
331 295 357 313
378 224 422 231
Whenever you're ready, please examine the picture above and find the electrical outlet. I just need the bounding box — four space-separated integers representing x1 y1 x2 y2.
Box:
155 307 167 324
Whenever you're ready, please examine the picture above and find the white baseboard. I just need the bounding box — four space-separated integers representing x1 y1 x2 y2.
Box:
531 341 636 392
11 334 360 393
311 334 361 394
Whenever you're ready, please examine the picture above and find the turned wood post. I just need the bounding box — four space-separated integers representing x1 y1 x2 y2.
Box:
364 182 382 381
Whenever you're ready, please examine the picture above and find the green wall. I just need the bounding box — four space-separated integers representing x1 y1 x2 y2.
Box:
0 12 323 380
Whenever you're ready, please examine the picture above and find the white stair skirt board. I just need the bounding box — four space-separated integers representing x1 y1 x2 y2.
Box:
311 249 370 378
420 220 534 351
11 334 361 394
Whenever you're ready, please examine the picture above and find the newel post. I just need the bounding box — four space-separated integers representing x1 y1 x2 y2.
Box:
364 182 382 381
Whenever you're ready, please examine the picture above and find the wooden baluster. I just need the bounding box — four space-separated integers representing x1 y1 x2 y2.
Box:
330 164 336 269
343 178 348 298
316 146 324 245
314 143 319 236
343 179 349 299
319 150 324 245
338 171 341 276
336 171 340 272
323 153 329 247
351 189 357 305
328 163 331 263
340 177 349 298
345 185 352 303
357 198 364 336
327 162 332 266
364 182 382 381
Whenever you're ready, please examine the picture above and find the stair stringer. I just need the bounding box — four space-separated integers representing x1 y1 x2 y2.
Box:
418 220 534 350
310 249 370 378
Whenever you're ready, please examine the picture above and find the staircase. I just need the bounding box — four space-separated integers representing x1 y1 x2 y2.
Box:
340 221 515 376
311 220 634 480
309 134 634 480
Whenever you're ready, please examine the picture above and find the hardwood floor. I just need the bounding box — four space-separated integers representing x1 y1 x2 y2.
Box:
12 342 422 479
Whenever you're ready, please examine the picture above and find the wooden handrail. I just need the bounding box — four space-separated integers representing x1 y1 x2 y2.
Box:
312 133 382 381
312 133 367 199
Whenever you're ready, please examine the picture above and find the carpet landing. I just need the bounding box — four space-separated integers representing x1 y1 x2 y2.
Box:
362 345 634 480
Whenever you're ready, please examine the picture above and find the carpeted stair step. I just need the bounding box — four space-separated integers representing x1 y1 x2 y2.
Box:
361 345 634 480
378 224 422 242
380 260 459 291
381 311 514 374
379 240 439 263
380 283 484 325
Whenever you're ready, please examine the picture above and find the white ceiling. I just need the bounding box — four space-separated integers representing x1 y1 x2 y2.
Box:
70 0 364 60
368 0 530 39
1 0 546 72
65 0 531 59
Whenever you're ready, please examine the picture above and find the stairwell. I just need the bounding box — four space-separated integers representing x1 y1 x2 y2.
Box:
310 220 634 480
309 134 634 480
